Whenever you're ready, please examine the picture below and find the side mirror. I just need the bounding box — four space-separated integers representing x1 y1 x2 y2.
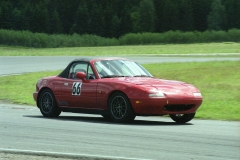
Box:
75 72 88 82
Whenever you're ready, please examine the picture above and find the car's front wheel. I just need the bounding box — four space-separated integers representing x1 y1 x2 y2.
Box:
108 92 136 123
38 89 61 117
169 113 195 123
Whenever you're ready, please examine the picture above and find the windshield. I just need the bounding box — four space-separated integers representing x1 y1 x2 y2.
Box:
94 60 153 78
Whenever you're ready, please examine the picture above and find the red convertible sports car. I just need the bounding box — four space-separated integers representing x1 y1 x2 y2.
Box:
33 57 202 123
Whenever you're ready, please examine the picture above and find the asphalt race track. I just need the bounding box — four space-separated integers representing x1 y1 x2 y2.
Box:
0 56 240 159
1 56 240 76
0 103 239 160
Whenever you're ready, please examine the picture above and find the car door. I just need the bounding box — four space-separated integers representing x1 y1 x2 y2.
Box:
60 62 98 109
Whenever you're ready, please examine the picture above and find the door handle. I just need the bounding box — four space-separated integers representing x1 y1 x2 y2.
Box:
64 83 68 86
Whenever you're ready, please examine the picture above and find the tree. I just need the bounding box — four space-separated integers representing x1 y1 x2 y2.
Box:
207 0 226 30
109 14 122 37
223 0 240 29
0 1 13 29
23 1 50 33
11 8 23 30
160 0 180 32
119 2 133 36
49 9 62 34
70 2 90 34
192 0 212 31
138 0 156 32
21 3 32 31
88 1 105 36
131 7 141 33
102 1 119 37
57 0 80 34
178 0 194 31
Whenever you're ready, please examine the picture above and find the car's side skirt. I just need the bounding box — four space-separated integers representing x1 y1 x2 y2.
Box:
60 107 108 115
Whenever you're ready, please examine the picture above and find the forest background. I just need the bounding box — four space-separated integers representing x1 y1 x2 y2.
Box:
0 0 240 47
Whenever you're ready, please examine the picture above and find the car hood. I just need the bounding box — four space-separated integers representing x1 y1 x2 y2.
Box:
125 77 182 85
120 77 200 93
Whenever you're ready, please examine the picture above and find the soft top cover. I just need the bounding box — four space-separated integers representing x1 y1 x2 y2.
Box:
58 57 129 78
58 57 93 78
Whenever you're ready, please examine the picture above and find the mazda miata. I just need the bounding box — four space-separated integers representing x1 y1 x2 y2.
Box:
33 57 202 123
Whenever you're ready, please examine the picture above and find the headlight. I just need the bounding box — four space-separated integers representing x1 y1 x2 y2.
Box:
193 92 202 97
149 92 165 97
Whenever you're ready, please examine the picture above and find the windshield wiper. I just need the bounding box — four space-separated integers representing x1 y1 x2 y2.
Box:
101 75 126 78
133 75 151 77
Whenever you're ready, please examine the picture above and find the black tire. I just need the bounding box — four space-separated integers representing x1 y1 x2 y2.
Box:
38 89 61 117
169 113 195 124
108 92 136 123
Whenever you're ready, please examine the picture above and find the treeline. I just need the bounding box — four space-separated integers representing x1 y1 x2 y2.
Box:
1 29 240 48
0 0 240 38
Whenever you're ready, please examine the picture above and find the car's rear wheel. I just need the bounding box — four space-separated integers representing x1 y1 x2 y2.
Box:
169 113 195 123
38 89 61 117
108 92 136 123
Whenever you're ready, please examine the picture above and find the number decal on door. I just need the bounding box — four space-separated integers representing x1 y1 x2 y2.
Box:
72 82 82 95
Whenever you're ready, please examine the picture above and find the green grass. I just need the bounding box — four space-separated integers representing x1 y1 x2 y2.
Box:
144 61 240 121
1 43 240 56
0 71 60 105
0 61 239 121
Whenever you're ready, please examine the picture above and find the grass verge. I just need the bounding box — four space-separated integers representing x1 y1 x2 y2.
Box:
0 61 239 121
144 61 240 121
0 43 240 56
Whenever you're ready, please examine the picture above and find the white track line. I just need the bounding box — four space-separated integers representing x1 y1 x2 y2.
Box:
0 148 152 160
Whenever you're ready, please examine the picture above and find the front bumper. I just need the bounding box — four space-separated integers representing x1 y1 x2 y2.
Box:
33 92 38 102
130 97 202 115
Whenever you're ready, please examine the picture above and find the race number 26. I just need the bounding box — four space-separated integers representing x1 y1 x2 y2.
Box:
72 82 82 95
